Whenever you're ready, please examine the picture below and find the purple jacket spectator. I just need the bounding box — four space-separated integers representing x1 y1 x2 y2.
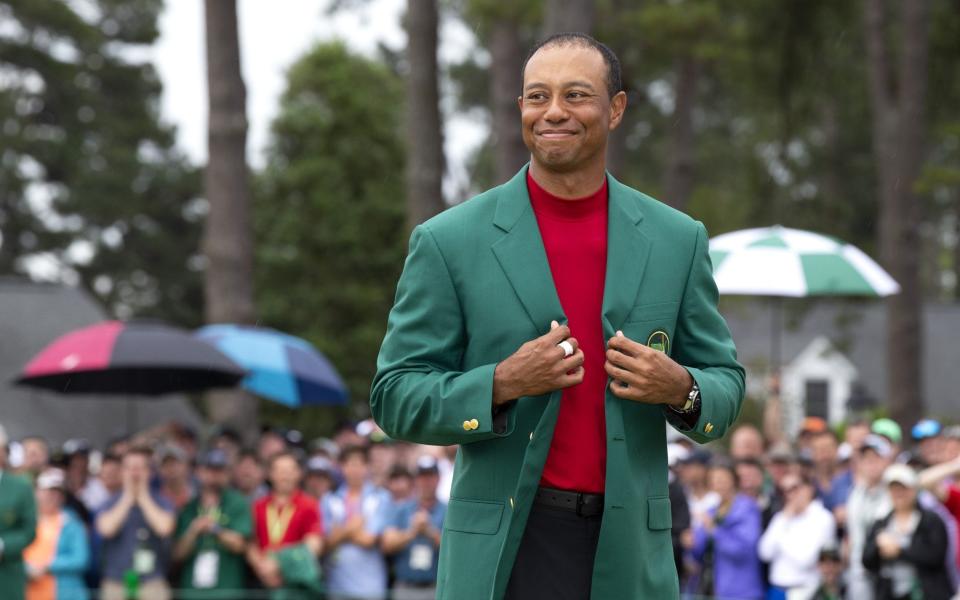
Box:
692 494 765 600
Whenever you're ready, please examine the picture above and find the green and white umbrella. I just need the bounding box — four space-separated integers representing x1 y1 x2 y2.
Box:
709 225 899 298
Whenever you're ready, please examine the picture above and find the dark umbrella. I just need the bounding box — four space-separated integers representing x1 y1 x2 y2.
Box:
15 320 244 394
14 320 245 432
195 324 348 407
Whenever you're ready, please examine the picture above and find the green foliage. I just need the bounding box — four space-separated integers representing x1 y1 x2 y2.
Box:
254 42 407 436
0 0 203 324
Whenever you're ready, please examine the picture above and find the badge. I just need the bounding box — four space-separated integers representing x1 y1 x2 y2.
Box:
193 550 219 588
647 330 670 354
133 548 156 575
409 543 434 571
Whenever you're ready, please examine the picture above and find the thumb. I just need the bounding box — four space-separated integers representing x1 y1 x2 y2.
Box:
551 320 559 330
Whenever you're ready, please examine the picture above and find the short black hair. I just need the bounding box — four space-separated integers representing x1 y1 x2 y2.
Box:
522 32 622 98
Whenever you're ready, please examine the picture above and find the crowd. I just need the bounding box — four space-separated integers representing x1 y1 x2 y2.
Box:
673 416 960 600
0 420 453 600
3 414 960 599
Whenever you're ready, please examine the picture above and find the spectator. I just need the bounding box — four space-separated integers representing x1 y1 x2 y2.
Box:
731 424 766 461
157 445 195 511
233 450 268 504
97 453 124 506
173 449 251 598
872 419 903 452
19 435 50 482
845 418 872 451
811 547 845 600
62 440 108 515
689 460 764 600
303 456 338 502
24 468 90 600
912 419 945 468
209 426 242 466
257 428 288 464
811 430 852 513
863 464 954 600
758 472 836 599
385 465 414 508
679 449 719 521
798 417 829 454
368 441 398 488
322 444 391 600
95 446 176 600
846 434 894 600
248 451 323 590
0 422 37 599
381 456 447 600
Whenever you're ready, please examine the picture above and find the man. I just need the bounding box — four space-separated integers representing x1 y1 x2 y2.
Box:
232 449 268 503
173 449 251 598
95 446 176 600
381 456 447 600
0 423 37 600
371 32 744 600
63 439 109 515
729 424 765 461
845 434 894 600
303 456 338 502
321 445 391 600
97 453 124 506
157 445 195 511
248 451 323 590
18 435 50 482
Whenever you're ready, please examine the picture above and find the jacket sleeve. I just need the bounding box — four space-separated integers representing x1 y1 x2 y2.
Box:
714 503 762 561
48 517 90 575
0 479 37 557
900 510 949 569
371 225 511 446
665 222 746 443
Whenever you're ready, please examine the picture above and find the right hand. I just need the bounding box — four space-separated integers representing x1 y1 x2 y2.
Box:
493 321 584 406
410 510 430 534
191 515 215 535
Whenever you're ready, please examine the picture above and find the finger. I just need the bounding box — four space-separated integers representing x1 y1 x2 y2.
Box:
545 323 571 343
551 320 559 330
608 332 649 358
604 361 638 386
564 336 579 355
605 348 637 371
559 367 585 387
559 349 585 371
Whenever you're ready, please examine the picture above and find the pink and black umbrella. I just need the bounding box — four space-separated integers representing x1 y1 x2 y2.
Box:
15 320 245 395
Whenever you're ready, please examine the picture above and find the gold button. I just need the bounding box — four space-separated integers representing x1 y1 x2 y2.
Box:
463 420 472 431
469 418 479 430
705 423 714 434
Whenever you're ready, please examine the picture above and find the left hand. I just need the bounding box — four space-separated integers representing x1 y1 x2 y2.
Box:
876 532 901 559
605 332 692 407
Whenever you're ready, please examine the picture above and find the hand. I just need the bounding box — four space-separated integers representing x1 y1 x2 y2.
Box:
135 476 151 504
410 510 430 534
493 321 584 406
191 515 215 535
25 562 45 579
257 555 282 588
346 515 365 534
679 529 694 550
605 332 692 407
698 513 715 533
876 532 901 559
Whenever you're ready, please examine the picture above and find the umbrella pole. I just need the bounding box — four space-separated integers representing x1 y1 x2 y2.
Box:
771 297 782 375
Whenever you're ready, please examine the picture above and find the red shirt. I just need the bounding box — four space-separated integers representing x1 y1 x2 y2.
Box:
944 484 960 566
528 172 609 493
253 490 323 550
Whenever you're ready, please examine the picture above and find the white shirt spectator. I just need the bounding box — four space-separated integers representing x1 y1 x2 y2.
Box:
759 498 836 590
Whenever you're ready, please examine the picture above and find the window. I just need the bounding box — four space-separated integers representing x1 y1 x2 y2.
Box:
805 379 829 420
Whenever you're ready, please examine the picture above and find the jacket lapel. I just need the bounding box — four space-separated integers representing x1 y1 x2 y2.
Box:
491 167 565 333
601 175 651 338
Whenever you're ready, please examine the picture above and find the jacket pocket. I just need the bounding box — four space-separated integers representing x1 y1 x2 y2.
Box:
444 498 505 535
623 301 679 324
647 496 672 531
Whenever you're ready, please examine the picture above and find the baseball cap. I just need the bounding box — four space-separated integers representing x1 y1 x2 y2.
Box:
36 468 65 490
766 444 795 464
801 416 828 434
860 434 893 458
415 455 440 475
62 438 91 456
912 419 942 441
883 463 918 488
679 449 712 466
306 456 336 476
158 444 187 463
871 418 903 444
199 448 229 469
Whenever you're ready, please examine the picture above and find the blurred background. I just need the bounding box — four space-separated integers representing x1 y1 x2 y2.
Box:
0 0 958 445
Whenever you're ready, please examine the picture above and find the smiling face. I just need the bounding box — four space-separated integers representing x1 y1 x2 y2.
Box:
519 43 626 176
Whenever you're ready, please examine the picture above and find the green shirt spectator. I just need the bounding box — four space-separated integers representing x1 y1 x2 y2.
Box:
173 450 252 599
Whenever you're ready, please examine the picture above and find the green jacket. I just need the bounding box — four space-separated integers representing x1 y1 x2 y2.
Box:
371 166 745 600
0 470 37 599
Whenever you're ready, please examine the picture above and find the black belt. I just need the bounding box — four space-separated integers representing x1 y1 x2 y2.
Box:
534 486 604 517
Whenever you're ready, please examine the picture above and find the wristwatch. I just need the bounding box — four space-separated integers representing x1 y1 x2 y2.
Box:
670 381 700 414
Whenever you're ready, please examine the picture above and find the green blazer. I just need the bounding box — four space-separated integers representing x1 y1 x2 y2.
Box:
371 166 745 600
0 470 37 599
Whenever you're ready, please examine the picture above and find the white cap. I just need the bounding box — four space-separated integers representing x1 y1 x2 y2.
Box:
883 463 918 489
36 468 65 490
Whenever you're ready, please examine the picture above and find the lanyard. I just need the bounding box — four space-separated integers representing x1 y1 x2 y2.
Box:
266 500 296 547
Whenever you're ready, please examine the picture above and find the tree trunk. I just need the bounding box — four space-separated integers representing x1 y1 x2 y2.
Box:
864 0 929 430
405 0 445 228
661 55 699 211
203 0 258 439
489 19 529 183
543 0 595 36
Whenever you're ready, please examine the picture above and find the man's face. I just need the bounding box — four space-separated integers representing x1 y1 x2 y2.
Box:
730 427 764 461
269 455 301 495
23 439 49 472
123 453 150 484
735 463 764 496
100 460 122 492
810 434 838 468
233 456 264 491
387 475 413 501
415 472 439 500
160 457 188 483
519 44 625 175
341 455 368 488
858 449 889 484
198 466 228 491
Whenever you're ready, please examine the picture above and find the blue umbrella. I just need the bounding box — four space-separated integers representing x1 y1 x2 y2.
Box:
195 325 348 407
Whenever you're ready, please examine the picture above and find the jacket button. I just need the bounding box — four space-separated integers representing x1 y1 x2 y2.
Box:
469 418 479 430
463 420 472 431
